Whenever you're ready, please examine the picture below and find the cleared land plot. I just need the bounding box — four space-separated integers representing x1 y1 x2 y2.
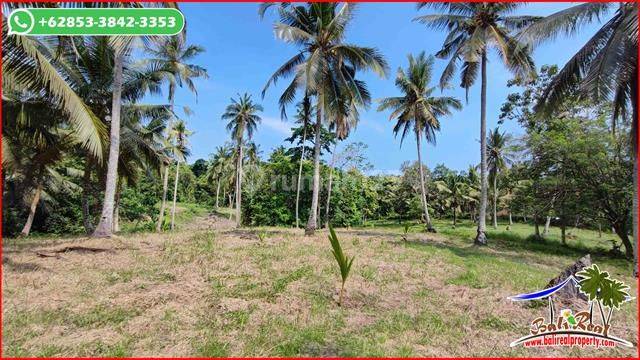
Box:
2 212 637 357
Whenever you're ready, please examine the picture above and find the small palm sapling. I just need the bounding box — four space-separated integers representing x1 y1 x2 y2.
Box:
328 225 354 306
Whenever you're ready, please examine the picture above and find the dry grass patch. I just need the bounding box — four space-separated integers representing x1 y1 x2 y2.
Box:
3 215 637 357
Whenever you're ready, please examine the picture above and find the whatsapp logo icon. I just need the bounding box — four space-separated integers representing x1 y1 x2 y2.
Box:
8 9 35 35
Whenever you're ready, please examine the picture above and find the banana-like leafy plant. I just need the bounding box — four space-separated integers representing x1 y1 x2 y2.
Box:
257 230 267 243
328 225 355 306
401 224 410 242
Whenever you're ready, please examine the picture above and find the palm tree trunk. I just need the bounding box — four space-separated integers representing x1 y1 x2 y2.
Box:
236 142 243 227
93 52 124 238
156 165 170 232
113 183 121 233
82 157 94 234
475 50 489 245
170 161 180 230
305 102 322 235
159 88 176 232
492 174 498 229
416 132 433 231
324 170 334 228
325 143 338 228
215 178 221 208
295 123 307 228
20 183 43 237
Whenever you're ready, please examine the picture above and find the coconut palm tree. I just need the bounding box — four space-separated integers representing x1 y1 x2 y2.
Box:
221 94 263 227
208 145 234 209
65 36 171 232
263 3 388 235
434 172 475 228
293 96 313 228
2 88 78 236
146 36 208 232
487 127 513 229
116 106 172 232
168 120 192 230
1 9 106 161
378 52 461 232
416 3 537 244
88 2 180 238
465 165 481 222
518 3 638 275
4 32 171 234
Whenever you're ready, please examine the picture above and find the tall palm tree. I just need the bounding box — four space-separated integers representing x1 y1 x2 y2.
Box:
466 165 481 222
208 144 234 209
91 2 179 238
168 120 192 230
146 36 208 232
4 31 171 235
416 3 537 244
293 96 313 228
518 3 638 275
221 94 263 227
487 127 513 229
378 52 461 232
263 3 388 235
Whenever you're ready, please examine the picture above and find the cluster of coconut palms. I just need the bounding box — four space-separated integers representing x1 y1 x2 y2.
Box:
254 2 637 257
2 3 207 237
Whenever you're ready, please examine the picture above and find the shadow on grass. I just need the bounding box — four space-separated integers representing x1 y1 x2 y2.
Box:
400 227 629 274
367 218 627 263
485 230 625 261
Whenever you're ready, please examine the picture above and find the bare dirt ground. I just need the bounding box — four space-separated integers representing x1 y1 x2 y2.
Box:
2 214 637 357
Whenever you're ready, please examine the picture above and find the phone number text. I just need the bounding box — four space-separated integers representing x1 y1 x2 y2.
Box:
37 16 178 29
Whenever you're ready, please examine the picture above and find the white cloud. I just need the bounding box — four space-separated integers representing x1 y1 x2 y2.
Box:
261 116 294 136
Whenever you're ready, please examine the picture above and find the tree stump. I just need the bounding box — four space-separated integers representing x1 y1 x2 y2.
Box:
545 254 591 302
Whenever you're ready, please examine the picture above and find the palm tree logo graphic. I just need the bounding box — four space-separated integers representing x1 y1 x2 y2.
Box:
508 264 633 348
576 264 630 337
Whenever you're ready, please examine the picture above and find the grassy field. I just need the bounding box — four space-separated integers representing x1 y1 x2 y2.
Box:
2 207 637 357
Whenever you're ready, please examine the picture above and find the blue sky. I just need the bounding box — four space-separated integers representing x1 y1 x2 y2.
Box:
159 2 606 174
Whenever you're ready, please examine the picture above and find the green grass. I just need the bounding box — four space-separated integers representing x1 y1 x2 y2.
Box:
71 304 139 328
121 202 210 233
4 214 636 357
194 338 229 357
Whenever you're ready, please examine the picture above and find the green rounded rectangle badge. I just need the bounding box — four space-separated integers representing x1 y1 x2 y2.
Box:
8 8 185 36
